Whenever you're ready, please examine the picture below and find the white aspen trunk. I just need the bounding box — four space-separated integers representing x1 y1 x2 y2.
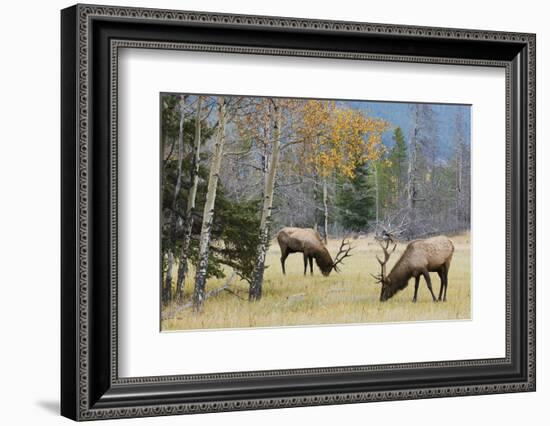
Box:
312 173 319 231
407 121 417 211
164 96 186 304
172 97 186 213
176 96 202 301
250 102 281 301
407 146 414 210
193 97 226 311
164 251 174 304
455 141 463 230
407 106 419 238
374 163 379 224
322 178 329 244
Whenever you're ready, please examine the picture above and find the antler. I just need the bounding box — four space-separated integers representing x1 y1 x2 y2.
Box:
372 237 396 283
370 272 383 284
332 237 353 273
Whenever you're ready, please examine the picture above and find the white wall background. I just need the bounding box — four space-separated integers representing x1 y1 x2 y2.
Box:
0 0 546 424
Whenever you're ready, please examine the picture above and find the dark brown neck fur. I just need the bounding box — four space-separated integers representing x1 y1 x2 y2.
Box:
384 256 414 299
315 247 334 275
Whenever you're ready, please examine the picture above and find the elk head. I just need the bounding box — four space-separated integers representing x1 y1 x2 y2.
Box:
371 236 397 301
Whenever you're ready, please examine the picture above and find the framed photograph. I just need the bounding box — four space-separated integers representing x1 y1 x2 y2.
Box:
61 4 536 421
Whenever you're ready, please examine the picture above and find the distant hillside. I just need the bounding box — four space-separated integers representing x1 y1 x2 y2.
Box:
344 100 471 161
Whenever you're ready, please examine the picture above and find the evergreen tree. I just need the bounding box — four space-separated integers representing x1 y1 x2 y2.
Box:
213 195 261 285
388 127 408 192
373 126 409 219
334 163 375 231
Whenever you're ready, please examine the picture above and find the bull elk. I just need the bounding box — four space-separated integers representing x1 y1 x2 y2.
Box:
276 227 352 276
371 234 454 302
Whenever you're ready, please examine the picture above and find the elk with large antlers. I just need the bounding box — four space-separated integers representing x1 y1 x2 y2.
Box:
372 234 454 302
277 227 352 276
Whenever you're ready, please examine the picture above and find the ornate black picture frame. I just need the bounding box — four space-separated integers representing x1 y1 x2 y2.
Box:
61 4 536 421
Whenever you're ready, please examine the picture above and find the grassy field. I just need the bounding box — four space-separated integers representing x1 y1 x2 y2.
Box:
161 233 471 331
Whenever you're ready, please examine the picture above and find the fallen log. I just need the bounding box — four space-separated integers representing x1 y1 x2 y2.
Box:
162 272 237 320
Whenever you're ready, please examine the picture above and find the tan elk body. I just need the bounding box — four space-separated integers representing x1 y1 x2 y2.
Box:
277 227 351 276
374 235 454 302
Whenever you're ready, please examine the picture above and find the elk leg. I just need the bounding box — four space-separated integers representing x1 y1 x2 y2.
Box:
309 256 314 275
443 261 450 301
412 275 420 303
423 271 437 302
280 250 289 275
442 273 448 302
303 253 308 276
437 269 444 301
438 266 448 302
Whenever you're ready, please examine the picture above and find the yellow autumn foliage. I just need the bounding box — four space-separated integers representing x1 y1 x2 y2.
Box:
297 100 388 178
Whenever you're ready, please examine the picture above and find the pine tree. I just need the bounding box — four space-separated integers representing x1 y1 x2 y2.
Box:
334 163 375 231
388 127 408 192
370 126 408 221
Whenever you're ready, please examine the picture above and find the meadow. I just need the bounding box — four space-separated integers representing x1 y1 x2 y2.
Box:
161 233 471 331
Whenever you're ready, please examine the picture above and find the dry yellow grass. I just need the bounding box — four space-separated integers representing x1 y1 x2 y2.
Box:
162 233 471 331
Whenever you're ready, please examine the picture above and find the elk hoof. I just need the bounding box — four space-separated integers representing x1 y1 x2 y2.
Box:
412 298 417 303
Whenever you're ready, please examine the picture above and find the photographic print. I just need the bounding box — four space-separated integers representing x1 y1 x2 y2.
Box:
160 94 471 331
